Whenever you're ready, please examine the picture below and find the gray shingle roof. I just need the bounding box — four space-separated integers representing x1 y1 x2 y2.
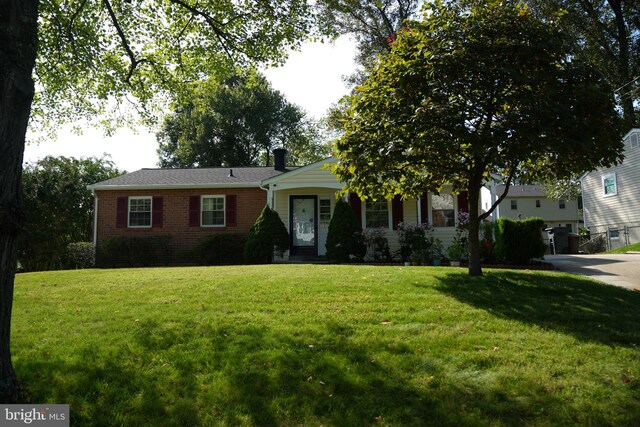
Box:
496 184 546 198
89 166 296 189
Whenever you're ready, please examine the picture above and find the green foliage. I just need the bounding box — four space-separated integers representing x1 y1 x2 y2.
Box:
33 1 315 133
480 222 496 263
97 235 173 268
495 218 547 264
526 0 639 128
362 228 392 262
64 242 95 270
157 70 329 168
396 223 432 261
243 205 290 264
333 0 623 274
315 0 419 86
18 156 122 271
325 199 366 262
192 233 247 265
540 178 581 201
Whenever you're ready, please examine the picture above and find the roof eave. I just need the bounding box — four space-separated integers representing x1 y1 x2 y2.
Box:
88 182 262 191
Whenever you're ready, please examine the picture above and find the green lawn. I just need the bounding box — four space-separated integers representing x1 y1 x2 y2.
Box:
604 242 640 254
13 266 640 426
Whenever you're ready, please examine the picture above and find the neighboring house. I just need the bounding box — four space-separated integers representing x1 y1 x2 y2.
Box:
580 128 640 249
481 184 580 246
89 150 470 263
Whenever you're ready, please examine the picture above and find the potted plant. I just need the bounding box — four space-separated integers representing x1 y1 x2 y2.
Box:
431 238 443 266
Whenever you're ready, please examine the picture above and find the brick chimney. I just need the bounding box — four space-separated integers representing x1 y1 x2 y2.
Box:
274 148 287 171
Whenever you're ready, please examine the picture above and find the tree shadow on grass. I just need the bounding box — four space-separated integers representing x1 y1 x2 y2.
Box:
432 270 640 347
16 318 585 426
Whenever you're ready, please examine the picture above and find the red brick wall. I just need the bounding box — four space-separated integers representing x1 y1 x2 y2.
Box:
95 187 267 264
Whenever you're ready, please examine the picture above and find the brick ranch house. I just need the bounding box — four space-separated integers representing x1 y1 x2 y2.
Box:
89 149 470 263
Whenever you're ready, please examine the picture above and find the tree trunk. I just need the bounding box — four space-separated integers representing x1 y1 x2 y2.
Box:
610 0 637 129
467 184 482 276
0 0 39 403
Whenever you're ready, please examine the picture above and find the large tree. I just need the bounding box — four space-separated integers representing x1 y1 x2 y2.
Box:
316 0 419 85
1 0 313 402
528 0 639 130
19 156 121 271
334 0 623 276
157 71 329 167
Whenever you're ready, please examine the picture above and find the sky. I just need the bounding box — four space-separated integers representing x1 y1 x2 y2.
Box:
23 36 358 172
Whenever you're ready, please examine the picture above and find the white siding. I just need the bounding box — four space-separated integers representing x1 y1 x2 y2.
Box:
582 130 640 248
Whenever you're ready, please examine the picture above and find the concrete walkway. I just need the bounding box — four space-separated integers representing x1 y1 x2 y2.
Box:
546 254 640 291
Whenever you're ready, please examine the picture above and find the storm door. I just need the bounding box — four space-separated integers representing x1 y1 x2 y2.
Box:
290 196 318 256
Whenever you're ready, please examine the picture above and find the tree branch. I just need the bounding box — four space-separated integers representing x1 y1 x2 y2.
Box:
478 165 516 221
102 0 146 83
168 0 235 61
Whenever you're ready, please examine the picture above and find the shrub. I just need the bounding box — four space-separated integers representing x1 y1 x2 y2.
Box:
65 242 95 269
480 221 496 263
193 233 246 265
363 228 392 262
396 223 432 261
243 205 289 264
97 235 173 267
325 199 366 262
495 217 546 264
582 234 607 254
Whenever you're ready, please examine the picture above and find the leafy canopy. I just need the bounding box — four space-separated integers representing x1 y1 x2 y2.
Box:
157 70 329 167
33 0 315 132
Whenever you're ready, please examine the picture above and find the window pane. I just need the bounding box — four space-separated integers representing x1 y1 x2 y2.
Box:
202 196 225 226
603 175 616 195
365 200 389 228
129 198 151 226
432 194 454 227
510 200 517 210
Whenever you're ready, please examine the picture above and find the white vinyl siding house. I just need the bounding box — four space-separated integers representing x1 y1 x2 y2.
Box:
580 129 640 248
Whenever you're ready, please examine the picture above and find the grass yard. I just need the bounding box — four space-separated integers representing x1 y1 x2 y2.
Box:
12 265 640 426
604 242 640 254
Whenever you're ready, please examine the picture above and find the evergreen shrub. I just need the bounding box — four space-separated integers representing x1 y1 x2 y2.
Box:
325 199 365 262
193 233 247 265
243 205 289 263
495 217 546 264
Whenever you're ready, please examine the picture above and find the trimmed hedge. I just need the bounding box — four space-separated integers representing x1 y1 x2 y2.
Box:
495 217 547 264
325 199 366 263
97 235 173 267
65 242 95 269
193 233 246 265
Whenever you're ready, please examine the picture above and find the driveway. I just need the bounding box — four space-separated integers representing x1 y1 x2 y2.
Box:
546 254 640 291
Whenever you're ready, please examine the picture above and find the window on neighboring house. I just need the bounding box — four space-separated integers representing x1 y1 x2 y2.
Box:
602 173 617 197
565 223 572 232
202 195 225 226
559 199 566 209
535 199 540 208
510 200 517 210
432 194 455 227
365 199 390 229
609 228 620 240
319 199 331 227
128 197 152 227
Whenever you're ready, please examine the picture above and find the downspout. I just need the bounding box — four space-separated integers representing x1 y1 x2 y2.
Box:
417 198 422 225
92 190 98 244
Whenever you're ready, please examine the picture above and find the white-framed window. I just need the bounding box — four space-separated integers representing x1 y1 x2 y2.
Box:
319 198 332 227
201 195 225 227
535 199 541 208
559 199 566 209
364 199 391 229
128 196 152 228
602 173 617 197
432 194 455 227
510 200 518 210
